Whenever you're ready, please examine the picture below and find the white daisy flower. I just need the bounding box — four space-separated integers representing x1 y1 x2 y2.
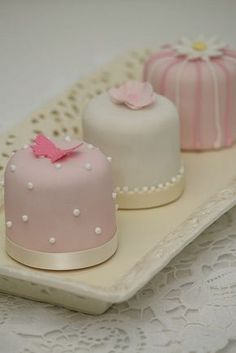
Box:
173 35 226 60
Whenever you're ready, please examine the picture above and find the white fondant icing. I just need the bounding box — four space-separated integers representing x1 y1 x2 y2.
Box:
27 182 34 190
6 221 12 228
83 93 182 191
10 164 16 172
22 215 28 222
95 227 102 235
73 208 80 216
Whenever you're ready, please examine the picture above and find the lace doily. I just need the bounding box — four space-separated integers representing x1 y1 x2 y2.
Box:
1 206 236 353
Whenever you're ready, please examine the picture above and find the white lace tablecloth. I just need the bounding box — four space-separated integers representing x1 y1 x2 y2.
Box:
0 206 236 353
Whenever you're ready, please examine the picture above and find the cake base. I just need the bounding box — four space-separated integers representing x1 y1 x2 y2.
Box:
116 172 185 209
5 233 118 270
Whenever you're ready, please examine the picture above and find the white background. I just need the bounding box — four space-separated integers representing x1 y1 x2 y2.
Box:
1 1 236 353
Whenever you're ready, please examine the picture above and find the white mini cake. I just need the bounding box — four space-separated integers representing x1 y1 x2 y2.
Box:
82 81 184 209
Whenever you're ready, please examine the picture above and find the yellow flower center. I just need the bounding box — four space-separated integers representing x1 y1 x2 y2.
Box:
192 41 208 52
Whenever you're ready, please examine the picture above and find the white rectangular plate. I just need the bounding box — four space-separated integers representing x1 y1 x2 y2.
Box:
0 49 236 314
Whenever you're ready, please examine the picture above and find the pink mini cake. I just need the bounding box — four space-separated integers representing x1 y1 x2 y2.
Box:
4 134 117 270
143 36 236 150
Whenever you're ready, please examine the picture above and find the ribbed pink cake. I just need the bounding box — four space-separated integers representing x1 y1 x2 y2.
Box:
4 135 117 270
143 36 236 150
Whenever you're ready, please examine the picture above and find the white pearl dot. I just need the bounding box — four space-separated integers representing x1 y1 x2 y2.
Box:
142 186 148 192
150 186 156 192
27 182 34 190
22 215 29 222
112 192 117 200
107 156 112 162
65 135 71 142
95 227 102 235
158 183 163 189
73 208 80 216
11 151 16 156
0 180 4 187
165 182 170 187
123 186 129 192
115 187 120 192
6 221 12 228
171 177 177 183
180 166 184 174
10 164 16 172
23 144 29 149
115 204 119 210
49 237 56 244
88 144 94 150
85 162 92 171
134 187 139 192
55 163 61 169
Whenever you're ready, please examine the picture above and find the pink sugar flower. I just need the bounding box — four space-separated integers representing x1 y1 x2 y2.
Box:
109 80 155 110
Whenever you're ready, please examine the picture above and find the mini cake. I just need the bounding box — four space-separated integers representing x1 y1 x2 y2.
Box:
82 81 184 209
4 134 117 270
143 36 236 150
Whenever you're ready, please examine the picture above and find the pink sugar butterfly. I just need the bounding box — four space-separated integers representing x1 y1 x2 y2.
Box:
31 134 83 162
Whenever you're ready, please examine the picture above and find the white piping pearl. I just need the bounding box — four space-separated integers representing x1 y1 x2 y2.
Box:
85 162 92 171
73 208 80 216
64 135 71 142
112 192 117 200
49 237 56 244
6 221 12 228
107 156 112 162
23 144 29 149
123 186 129 192
0 180 4 187
95 227 102 235
10 164 16 172
55 163 61 169
22 215 29 222
87 144 94 149
27 182 34 190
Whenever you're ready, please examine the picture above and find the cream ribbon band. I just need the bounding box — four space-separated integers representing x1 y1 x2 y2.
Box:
6 233 118 271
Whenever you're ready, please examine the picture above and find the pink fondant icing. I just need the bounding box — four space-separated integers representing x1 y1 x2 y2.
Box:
143 46 236 150
4 140 117 253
